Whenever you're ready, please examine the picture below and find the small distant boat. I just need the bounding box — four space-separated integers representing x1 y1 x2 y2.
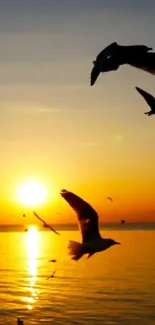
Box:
17 318 24 325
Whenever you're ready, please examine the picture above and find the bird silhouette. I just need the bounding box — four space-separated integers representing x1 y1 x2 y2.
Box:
60 189 120 261
33 211 60 235
136 87 155 116
90 42 152 86
48 259 57 263
46 270 56 280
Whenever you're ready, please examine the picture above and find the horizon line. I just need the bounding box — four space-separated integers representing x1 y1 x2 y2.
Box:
0 221 155 227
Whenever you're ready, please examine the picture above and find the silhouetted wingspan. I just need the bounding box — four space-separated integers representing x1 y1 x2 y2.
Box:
60 189 100 242
136 87 155 109
33 211 60 235
90 42 118 86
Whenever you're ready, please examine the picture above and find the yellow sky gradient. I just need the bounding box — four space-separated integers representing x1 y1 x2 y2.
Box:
0 1 155 224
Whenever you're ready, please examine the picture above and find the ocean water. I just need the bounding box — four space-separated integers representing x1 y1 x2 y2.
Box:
0 227 155 325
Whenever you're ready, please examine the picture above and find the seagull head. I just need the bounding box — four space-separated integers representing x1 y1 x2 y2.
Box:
106 238 121 248
111 239 120 246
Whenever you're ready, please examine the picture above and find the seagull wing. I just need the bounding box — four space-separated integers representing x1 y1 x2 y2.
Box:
60 189 101 243
90 65 101 86
90 42 118 86
136 87 155 110
107 197 113 202
33 211 60 235
95 42 118 62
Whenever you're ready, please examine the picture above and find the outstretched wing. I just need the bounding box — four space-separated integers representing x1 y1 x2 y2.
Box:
95 42 118 62
60 189 101 243
90 65 101 86
136 87 155 110
33 211 60 235
90 42 118 86
107 197 113 202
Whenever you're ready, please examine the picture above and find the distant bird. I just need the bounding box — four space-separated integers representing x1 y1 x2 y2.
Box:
48 259 57 263
136 87 155 116
121 219 126 224
33 211 60 235
17 319 24 325
90 42 152 86
23 214 26 217
107 197 113 202
60 189 120 261
47 270 56 280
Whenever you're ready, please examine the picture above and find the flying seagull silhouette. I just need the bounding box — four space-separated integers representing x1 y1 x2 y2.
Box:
60 189 120 261
46 270 56 280
107 197 113 202
33 211 60 235
48 259 57 263
136 87 155 116
90 42 152 86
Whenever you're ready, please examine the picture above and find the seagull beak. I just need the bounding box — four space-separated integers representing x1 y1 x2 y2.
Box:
115 241 121 245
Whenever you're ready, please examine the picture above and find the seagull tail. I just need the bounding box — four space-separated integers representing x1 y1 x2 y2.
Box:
68 241 84 261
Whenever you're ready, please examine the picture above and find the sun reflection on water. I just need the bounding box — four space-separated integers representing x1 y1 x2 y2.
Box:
22 226 39 310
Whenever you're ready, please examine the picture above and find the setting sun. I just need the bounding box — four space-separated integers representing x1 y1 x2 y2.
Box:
17 181 47 207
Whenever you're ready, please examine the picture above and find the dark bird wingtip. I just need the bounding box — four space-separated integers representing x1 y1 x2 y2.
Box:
135 86 142 94
60 189 67 196
90 79 94 86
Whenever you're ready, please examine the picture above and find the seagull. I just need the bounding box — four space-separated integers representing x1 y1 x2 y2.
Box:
48 259 57 263
33 211 60 235
107 197 113 202
60 189 120 261
46 270 56 280
99 51 155 77
136 87 155 116
90 42 152 86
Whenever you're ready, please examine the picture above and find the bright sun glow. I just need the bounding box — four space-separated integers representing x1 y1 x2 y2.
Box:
17 180 47 207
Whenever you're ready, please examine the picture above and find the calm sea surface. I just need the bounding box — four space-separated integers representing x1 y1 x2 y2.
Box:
0 227 155 324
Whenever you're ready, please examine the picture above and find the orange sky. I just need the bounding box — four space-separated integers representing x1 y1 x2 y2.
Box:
0 1 155 225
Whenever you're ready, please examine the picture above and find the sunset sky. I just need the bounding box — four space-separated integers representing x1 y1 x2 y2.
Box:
0 0 155 225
